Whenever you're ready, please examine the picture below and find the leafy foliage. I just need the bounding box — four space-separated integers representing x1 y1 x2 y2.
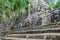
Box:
55 0 60 8
45 0 60 9
0 0 29 20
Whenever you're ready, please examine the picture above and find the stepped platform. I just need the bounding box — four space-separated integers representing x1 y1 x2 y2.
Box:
2 33 60 40
12 22 60 34
2 22 60 40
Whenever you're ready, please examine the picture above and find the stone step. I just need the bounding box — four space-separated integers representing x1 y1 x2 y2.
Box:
3 33 60 40
6 33 60 37
13 28 60 34
3 37 52 40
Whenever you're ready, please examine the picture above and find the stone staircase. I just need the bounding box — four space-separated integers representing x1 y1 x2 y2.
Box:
2 27 60 40
2 22 60 40
2 33 56 40
2 26 60 40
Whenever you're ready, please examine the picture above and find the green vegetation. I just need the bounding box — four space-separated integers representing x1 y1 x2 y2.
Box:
45 0 60 9
0 0 30 21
